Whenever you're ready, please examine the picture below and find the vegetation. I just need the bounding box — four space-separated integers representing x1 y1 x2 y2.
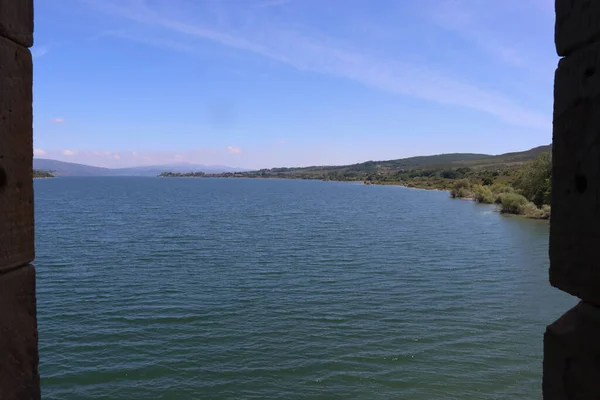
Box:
33 169 54 178
448 153 552 219
512 152 551 207
160 145 553 219
159 171 207 177
472 185 494 204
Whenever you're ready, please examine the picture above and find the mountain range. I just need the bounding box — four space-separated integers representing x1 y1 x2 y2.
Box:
34 145 552 178
33 159 245 177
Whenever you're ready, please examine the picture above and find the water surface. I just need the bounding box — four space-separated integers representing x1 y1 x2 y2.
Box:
35 177 575 399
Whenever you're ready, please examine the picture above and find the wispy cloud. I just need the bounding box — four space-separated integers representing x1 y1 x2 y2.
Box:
33 149 46 157
32 46 49 59
430 0 554 71
227 146 242 154
80 0 550 131
102 30 198 53
51 118 65 123
39 148 227 168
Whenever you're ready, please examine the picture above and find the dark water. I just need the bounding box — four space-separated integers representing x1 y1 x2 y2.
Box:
35 177 574 400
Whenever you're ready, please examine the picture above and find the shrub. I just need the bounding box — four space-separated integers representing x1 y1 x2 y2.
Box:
456 187 471 198
521 202 541 218
451 179 472 198
520 202 552 219
513 152 552 207
490 184 514 194
541 204 551 219
500 193 529 214
472 184 494 204
482 177 494 186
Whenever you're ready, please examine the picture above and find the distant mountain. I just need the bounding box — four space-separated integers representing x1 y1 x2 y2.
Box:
34 145 552 178
33 159 246 177
33 159 112 176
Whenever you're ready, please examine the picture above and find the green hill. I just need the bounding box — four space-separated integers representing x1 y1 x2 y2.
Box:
161 144 552 188
246 144 552 178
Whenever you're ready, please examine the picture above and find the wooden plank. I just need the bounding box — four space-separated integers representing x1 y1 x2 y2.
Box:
0 35 34 271
0 0 33 47
556 0 600 57
0 265 40 400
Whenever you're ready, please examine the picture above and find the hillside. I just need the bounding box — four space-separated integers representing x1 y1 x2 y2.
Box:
258 145 551 175
33 159 244 176
160 144 552 194
448 145 552 168
33 159 112 176
189 144 552 179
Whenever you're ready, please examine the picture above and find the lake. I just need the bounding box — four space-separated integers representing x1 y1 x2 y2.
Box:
34 177 575 399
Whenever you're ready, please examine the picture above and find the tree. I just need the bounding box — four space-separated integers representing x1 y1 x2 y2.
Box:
482 176 493 186
500 193 529 214
513 152 552 207
450 179 471 198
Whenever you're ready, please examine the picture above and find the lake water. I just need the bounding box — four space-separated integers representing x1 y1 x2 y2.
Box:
34 177 575 400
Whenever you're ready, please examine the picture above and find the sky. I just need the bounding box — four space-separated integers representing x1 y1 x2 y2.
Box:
32 0 557 169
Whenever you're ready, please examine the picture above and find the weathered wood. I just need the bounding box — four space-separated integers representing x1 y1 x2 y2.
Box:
543 302 600 399
550 38 600 305
556 0 600 57
0 0 33 47
0 35 34 271
0 265 40 400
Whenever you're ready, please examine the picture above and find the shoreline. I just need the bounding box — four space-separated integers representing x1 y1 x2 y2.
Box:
158 175 550 220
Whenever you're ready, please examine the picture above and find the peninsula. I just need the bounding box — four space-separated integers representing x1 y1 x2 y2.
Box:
33 169 54 178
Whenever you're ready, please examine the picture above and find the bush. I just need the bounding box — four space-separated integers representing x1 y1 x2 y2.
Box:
521 202 541 218
451 179 472 198
457 187 471 198
472 184 494 204
520 203 551 219
490 184 514 194
500 193 529 214
541 204 551 219
513 152 552 207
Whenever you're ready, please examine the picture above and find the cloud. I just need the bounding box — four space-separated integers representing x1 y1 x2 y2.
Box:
103 30 198 53
32 46 49 59
51 118 65 123
82 0 550 131
33 149 46 156
37 148 224 168
227 146 242 154
429 0 554 72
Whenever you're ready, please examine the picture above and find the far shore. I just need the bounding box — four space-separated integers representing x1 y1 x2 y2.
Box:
165 174 549 220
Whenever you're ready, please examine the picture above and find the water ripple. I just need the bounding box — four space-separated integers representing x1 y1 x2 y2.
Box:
34 177 575 400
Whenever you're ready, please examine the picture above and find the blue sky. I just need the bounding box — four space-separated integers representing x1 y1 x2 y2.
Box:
32 0 556 169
